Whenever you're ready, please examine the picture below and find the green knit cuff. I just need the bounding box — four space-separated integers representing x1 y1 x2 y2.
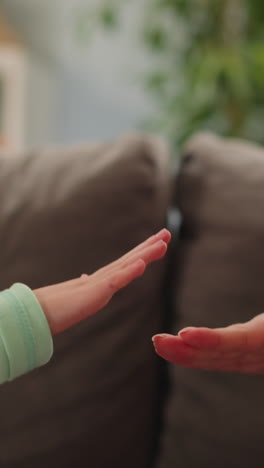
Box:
0 283 53 382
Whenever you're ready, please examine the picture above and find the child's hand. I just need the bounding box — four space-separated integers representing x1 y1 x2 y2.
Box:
34 229 171 335
153 313 264 374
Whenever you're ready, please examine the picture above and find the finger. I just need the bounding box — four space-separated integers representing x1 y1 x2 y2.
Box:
152 334 196 366
178 327 222 349
152 333 227 371
95 229 170 278
105 228 170 270
104 258 146 293
123 239 168 266
152 331 264 374
95 239 167 281
119 229 170 264
35 229 170 295
178 324 254 352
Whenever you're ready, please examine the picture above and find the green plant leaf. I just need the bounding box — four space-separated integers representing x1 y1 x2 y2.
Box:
98 6 118 29
143 26 168 51
85 0 264 149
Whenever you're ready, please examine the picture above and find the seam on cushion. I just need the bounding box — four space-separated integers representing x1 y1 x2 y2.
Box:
1 290 36 372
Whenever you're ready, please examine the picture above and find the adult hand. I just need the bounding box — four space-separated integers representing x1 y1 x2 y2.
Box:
153 313 264 374
34 229 171 335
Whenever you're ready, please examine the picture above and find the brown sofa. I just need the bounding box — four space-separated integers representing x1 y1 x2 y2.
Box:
0 132 264 468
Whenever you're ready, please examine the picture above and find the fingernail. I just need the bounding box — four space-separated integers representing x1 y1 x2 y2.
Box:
155 240 167 250
180 327 220 349
179 328 194 337
152 334 160 342
152 333 170 342
178 328 204 347
152 334 162 349
156 229 167 239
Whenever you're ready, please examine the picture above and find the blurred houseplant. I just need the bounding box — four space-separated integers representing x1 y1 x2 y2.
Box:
80 0 264 147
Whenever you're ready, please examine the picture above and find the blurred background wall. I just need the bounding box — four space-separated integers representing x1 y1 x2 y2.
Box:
1 0 153 148
1 0 263 151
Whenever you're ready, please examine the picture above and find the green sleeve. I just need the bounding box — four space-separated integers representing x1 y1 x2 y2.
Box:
0 283 53 384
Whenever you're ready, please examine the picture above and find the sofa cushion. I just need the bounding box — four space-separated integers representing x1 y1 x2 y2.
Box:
0 134 170 468
157 133 264 468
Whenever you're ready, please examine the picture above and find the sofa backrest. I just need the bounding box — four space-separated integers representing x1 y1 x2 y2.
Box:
157 133 264 468
0 134 171 468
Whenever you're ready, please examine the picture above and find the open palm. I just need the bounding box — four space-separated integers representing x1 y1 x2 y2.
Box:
34 229 171 335
153 314 264 374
